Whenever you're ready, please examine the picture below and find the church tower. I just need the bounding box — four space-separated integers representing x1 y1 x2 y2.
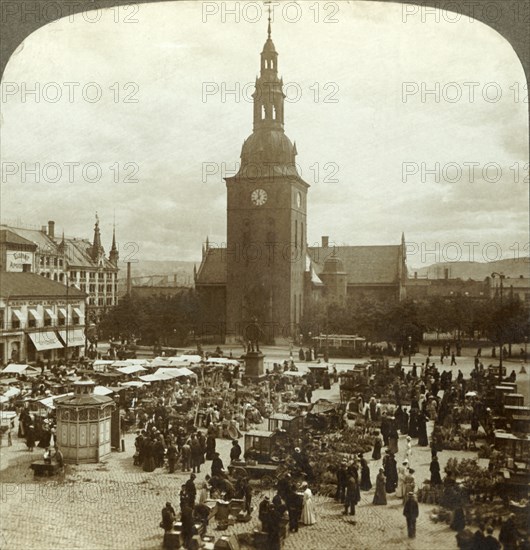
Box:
225 20 309 344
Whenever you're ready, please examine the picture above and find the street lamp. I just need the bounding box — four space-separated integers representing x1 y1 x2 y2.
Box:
491 272 505 383
408 335 412 365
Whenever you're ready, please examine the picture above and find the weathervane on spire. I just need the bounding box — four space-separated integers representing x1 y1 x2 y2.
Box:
95 211 99 225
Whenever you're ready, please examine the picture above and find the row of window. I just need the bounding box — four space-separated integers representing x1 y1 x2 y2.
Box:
40 272 64 282
88 297 114 306
39 256 64 267
70 271 117 281
11 315 81 330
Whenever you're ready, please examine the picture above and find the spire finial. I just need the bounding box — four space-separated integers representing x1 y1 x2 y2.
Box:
266 0 271 38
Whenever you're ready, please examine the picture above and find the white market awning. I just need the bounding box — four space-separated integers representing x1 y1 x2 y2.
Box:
115 365 147 375
139 372 175 382
29 331 64 351
58 329 85 347
94 386 113 396
2 364 31 374
39 393 73 409
120 381 147 388
155 367 197 379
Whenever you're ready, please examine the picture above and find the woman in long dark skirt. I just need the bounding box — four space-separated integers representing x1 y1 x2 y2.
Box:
383 452 398 493
372 430 383 460
417 412 429 447
142 438 156 472
430 456 442 485
205 433 216 460
373 469 387 505
359 455 372 491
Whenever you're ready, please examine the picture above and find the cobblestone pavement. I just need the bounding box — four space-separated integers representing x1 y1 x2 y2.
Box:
1 349 526 549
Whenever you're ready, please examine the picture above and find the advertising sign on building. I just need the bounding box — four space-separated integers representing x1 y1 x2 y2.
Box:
6 251 34 272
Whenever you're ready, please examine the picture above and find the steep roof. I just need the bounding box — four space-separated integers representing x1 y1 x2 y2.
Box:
65 238 115 269
0 229 37 248
195 248 227 285
1 226 57 253
308 245 402 285
0 272 86 298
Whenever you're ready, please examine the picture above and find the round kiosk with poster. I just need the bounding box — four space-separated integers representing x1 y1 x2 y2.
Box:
55 379 115 464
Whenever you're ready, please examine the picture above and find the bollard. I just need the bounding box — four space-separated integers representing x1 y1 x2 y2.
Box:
121 439 125 452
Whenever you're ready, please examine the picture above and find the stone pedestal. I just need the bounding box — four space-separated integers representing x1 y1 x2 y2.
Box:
242 351 265 379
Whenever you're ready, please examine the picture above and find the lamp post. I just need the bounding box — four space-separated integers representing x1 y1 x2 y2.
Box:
491 272 505 383
408 335 412 365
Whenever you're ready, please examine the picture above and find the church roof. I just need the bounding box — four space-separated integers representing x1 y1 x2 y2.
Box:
195 245 403 287
195 248 227 285
308 245 403 285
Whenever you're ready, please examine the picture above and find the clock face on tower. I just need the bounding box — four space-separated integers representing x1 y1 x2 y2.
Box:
251 188 268 206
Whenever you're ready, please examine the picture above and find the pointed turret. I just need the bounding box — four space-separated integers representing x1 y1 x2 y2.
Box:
88 213 105 263
109 224 119 266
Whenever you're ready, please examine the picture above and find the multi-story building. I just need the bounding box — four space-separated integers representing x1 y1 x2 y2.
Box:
0 272 86 364
0 217 120 325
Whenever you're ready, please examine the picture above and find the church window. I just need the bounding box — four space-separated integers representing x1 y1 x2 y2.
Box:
295 220 298 249
272 105 276 120
261 105 266 119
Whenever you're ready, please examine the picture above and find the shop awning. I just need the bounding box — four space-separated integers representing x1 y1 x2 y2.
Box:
73 307 84 321
58 329 85 347
58 308 67 318
45 308 57 322
28 309 42 323
28 331 64 351
11 309 24 322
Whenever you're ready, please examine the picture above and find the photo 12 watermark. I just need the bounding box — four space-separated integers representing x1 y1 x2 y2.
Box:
1 162 140 185
202 1 340 24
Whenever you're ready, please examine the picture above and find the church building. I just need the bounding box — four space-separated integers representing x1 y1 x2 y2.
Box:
195 23 407 344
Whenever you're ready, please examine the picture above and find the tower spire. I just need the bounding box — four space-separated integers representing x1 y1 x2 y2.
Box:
267 0 271 38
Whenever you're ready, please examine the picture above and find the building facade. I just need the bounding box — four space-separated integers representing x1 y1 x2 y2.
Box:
0 272 87 365
195 26 407 344
0 217 119 326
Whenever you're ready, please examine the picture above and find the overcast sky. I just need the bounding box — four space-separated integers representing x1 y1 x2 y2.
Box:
1 0 527 268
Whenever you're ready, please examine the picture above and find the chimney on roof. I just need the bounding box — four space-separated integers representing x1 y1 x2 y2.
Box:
322 236 329 248
41 225 47 234
48 220 55 239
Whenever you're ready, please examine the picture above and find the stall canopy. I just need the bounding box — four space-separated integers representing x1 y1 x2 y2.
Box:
120 381 147 388
173 354 201 364
112 359 149 368
93 386 114 396
205 358 240 367
2 364 33 374
58 329 85 347
93 360 115 372
29 331 64 351
39 393 73 409
154 367 197 379
139 372 175 382
0 387 21 403
115 365 147 375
